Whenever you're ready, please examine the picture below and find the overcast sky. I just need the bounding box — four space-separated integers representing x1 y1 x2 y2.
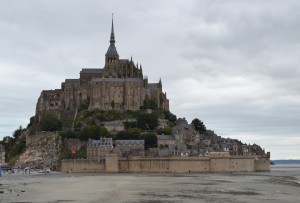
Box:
1 0 300 159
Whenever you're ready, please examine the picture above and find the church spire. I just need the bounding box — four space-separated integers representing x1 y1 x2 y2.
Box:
105 14 119 57
110 13 115 44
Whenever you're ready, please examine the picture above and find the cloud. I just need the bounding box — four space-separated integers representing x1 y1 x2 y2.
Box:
0 0 299 159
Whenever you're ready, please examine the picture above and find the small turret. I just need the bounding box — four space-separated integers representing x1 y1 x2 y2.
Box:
159 78 162 88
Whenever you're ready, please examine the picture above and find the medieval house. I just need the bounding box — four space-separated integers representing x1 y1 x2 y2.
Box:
87 138 113 162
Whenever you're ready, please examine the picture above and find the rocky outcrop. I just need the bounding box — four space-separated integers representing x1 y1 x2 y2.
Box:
15 132 62 168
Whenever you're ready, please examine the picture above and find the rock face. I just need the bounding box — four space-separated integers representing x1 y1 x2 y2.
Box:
15 132 62 169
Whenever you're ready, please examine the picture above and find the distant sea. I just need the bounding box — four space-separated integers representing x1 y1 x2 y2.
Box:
272 160 300 165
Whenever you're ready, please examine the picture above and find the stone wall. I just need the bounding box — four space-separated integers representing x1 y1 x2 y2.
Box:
64 138 87 151
118 157 210 173
229 156 255 172
61 159 105 173
105 153 119 172
107 153 270 173
254 157 271 172
61 153 270 173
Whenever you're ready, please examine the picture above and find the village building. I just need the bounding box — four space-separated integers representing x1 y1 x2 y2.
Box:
170 143 189 156
115 140 145 157
103 121 125 134
172 118 197 143
242 145 251 156
156 134 175 148
87 138 113 162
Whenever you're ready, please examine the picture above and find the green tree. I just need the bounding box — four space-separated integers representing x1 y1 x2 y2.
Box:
116 131 132 140
191 118 206 133
40 114 62 131
59 130 79 139
1 127 26 165
12 126 24 138
164 110 177 123
128 128 141 139
137 113 158 130
143 133 157 149
157 126 172 135
79 125 110 140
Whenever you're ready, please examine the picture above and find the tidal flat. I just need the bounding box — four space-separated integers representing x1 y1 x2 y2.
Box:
0 165 299 203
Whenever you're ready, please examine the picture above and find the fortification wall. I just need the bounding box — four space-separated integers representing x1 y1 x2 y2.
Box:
105 153 119 172
254 157 271 172
61 154 270 173
61 159 105 173
229 156 255 172
114 154 269 173
118 157 211 173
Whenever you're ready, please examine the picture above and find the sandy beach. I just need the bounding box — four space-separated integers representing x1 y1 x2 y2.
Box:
0 165 299 203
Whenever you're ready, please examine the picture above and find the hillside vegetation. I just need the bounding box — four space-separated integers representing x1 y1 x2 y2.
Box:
0 108 178 165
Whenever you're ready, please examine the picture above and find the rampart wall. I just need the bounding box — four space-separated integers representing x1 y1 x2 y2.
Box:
61 159 105 173
117 157 211 173
61 153 270 173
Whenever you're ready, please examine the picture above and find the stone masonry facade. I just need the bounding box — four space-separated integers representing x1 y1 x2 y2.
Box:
35 18 169 122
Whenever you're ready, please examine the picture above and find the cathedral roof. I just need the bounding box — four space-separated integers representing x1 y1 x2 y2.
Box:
148 83 160 90
106 44 118 55
81 68 103 73
91 78 141 82
65 79 80 83
119 59 129 64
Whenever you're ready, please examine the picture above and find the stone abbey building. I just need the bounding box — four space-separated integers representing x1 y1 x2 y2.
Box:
35 19 169 122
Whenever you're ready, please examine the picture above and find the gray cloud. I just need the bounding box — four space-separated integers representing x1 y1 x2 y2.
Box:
1 0 299 159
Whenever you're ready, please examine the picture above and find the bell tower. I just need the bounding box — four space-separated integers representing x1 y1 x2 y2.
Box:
105 14 119 68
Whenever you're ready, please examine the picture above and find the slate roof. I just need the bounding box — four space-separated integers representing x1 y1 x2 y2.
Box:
80 68 103 73
156 135 174 140
106 44 118 55
170 144 188 153
91 78 141 82
119 59 129 64
65 79 80 83
147 83 159 90
116 140 144 146
88 138 113 147
103 121 124 127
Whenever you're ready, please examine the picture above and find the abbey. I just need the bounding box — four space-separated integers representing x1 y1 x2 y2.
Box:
35 19 169 122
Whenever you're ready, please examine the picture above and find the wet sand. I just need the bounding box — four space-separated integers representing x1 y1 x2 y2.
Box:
0 165 299 203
